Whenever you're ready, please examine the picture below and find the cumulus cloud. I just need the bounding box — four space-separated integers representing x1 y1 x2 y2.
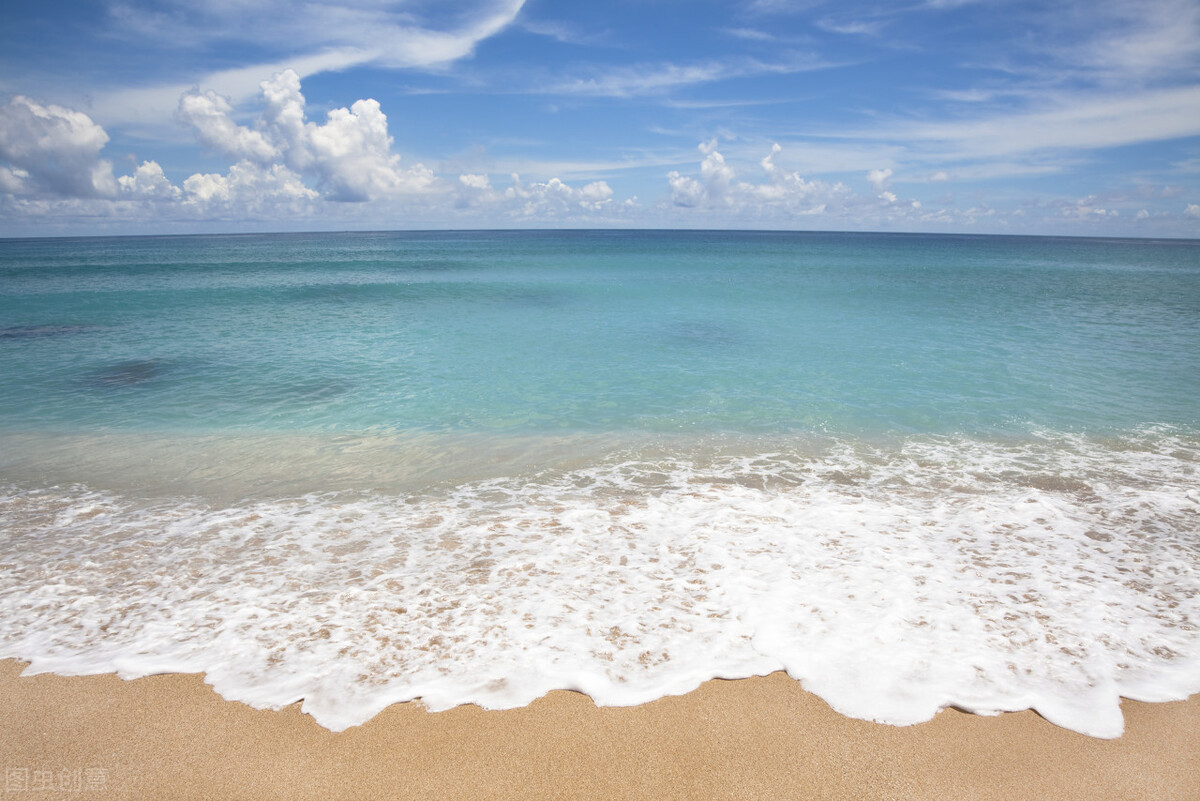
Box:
1052 195 1121 220
458 173 492 191
453 171 625 219
507 175 615 214
182 161 317 212
176 70 436 203
1186 204 1200 219
118 160 181 200
1 73 435 211
1 74 638 229
667 140 852 216
1 73 438 214
866 168 893 192
176 91 278 163
0 96 117 197
307 98 434 202
0 96 183 204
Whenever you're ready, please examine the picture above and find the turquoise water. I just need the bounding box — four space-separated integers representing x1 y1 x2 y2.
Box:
1 230 1198 736
2 230 1197 436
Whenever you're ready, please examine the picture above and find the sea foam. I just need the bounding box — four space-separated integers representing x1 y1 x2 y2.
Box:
1 431 1197 737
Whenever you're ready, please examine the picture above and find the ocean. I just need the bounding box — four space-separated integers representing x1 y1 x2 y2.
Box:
0 229 1197 737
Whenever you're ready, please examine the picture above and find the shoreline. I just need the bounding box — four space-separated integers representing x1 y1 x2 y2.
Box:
2 659 1197 800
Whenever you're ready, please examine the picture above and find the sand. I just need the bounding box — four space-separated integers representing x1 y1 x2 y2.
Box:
1 659 1197 800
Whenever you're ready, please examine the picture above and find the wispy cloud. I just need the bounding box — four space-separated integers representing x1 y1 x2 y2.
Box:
664 97 806 110
100 0 525 67
92 48 378 129
546 54 834 97
1046 0 1200 81
725 27 779 42
919 0 986 9
744 0 826 14
81 0 527 129
882 86 1200 160
470 153 698 182
815 18 884 36
519 18 610 46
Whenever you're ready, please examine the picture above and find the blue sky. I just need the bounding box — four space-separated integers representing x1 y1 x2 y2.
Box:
1 0 1199 236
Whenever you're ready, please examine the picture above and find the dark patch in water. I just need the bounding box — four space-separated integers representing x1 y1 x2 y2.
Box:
86 359 170 388
0 324 93 339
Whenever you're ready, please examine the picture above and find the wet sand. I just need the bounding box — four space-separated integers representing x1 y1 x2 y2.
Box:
1 659 1197 800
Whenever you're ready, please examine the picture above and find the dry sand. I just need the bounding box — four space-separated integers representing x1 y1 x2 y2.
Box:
1 658 1197 800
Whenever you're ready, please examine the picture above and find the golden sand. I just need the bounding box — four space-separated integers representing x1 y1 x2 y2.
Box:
1 659 1196 800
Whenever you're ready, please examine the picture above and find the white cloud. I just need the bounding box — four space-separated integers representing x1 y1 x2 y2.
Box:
1 72 645 229
725 27 777 42
513 176 615 212
182 161 316 209
660 140 1038 230
547 55 832 97
0 96 116 197
308 98 435 202
0 73 442 215
746 0 826 13
1051 0 1200 80
105 0 526 62
176 70 436 203
667 140 853 216
1186 204 1200 219
816 18 885 36
0 167 30 195
176 90 278 163
519 18 606 46
458 173 492 190
118 160 181 200
92 48 377 132
854 86 1200 162
88 0 526 130
454 172 622 218
553 61 731 98
867 168 893 192
1041 195 1122 221
920 0 985 8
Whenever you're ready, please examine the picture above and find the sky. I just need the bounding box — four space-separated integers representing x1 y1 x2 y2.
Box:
1 0 1199 237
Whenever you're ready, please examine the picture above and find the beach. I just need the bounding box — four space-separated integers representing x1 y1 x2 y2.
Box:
2 231 1199 796
2 659 1198 800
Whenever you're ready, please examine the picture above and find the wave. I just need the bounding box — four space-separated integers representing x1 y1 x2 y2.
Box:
1 429 1197 736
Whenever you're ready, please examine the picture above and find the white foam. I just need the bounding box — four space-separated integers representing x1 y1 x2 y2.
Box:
1 430 1197 736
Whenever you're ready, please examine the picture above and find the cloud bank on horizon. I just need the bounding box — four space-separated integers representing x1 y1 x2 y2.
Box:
1 0 1198 236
